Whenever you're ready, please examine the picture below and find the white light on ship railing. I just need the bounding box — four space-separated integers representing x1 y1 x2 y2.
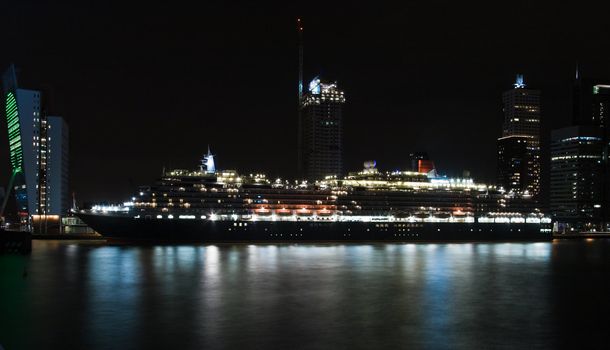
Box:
210 214 217 221
168 215 174 219
156 215 162 219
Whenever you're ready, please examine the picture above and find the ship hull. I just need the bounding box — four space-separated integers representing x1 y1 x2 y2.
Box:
77 213 552 242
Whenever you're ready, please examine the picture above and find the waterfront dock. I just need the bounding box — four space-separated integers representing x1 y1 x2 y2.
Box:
553 232 610 239
31 233 104 240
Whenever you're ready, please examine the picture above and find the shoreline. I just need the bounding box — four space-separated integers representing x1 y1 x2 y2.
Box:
553 233 610 239
32 234 105 240
22 233 610 242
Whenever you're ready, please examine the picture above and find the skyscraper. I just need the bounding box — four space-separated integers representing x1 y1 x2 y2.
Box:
549 70 610 230
298 76 345 180
47 116 70 215
497 74 541 196
497 135 529 193
550 126 603 228
568 76 610 226
1 65 70 228
571 77 610 129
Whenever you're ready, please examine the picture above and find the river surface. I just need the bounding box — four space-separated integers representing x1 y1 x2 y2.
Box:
1 239 610 349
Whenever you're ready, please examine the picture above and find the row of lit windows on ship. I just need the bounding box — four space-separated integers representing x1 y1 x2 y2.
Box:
137 197 335 204
510 118 540 122
138 186 523 198
141 191 333 201
511 105 540 112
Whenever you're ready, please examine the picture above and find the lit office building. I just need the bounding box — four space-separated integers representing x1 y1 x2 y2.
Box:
1 65 70 229
47 116 70 215
497 75 541 196
550 126 603 229
574 78 610 212
298 76 345 180
497 135 530 193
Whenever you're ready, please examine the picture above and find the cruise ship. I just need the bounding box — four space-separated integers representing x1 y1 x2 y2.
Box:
77 150 552 242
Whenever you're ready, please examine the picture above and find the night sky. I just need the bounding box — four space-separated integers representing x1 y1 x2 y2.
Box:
1 1 609 203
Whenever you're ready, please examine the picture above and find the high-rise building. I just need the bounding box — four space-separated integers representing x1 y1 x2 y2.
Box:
497 135 529 193
1 65 70 228
497 74 541 196
571 77 610 129
47 116 70 215
298 76 345 180
568 76 610 226
550 126 603 228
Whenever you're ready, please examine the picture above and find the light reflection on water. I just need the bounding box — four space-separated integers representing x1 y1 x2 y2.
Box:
1 240 610 349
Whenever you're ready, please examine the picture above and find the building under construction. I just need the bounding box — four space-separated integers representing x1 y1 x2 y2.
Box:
296 18 346 181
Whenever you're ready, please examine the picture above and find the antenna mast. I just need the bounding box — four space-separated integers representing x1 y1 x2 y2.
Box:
297 18 304 177
298 18 304 102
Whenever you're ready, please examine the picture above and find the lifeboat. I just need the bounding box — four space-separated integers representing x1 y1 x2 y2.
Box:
394 211 411 218
255 208 272 216
316 208 334 216
435 212 451 219
452 210 468 217
414 212 429 219
296 208 313 216
275 208 292 216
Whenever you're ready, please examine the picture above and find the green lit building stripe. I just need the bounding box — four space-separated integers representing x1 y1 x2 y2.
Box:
5 92 23 173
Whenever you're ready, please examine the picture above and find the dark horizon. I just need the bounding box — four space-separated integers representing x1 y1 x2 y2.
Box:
1 2 610 203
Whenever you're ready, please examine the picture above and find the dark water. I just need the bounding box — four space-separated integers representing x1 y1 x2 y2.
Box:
1 240 610 349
